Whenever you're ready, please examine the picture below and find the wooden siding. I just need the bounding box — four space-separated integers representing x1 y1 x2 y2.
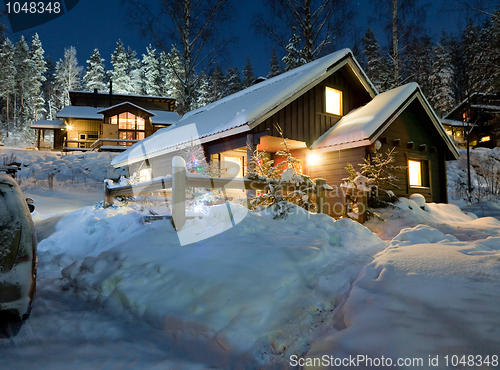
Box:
377 100 448 203
308 147 367 217
67 118 100 133
253 65 372 146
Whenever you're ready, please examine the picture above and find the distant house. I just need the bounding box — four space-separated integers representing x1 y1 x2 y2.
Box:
442 92 500 148
111 49 459 217
31 90 181 151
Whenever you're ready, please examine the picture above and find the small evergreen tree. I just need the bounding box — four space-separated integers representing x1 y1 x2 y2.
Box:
268 47 281 78
344 147 404 209
226 66 243 95
242 57 256 88
247 123 316 219
282 29 306 72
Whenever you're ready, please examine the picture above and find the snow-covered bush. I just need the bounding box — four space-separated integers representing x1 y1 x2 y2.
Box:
246 124 316 219
344 147 403 209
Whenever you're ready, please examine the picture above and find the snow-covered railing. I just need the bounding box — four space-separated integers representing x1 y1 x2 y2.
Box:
104 156 329 230
90 138 139 151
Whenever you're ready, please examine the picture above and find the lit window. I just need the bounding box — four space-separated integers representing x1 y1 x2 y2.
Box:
223 156 243 178
137 116 145 130
139 168 151 182
325 87 342 115
481 136 491 142
408 160 422 186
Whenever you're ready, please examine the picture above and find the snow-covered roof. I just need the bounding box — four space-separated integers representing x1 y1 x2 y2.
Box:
56 106 102 120
112 49 376 167
30 120 66 129
97 102 155 116
441 118 464 127
150 110 181 125
311 82 460 159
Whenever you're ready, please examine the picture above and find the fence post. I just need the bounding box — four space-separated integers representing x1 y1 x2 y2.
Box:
103 180 113 208
316 178 326 214
358 189 368 224
172 156 187 231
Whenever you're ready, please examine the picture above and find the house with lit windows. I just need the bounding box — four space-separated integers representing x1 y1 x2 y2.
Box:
111 49 459 217
442 92 500 149
31 90 180 151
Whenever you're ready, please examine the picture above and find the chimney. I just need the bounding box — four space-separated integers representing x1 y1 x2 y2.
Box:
109 80 113 107
93 88 98 108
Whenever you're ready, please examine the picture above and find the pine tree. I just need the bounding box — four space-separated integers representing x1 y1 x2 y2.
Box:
242 57 256 88
43 57 57 120
162 45 185 110
361 27 391 92
83 48 107 92
268 47 281 78
53 46 83 111
110 40 132 94
0 39 16 136
226 66 242 95
142 45 162 96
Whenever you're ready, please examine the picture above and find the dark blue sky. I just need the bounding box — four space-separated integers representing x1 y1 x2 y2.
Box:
0 0 487 79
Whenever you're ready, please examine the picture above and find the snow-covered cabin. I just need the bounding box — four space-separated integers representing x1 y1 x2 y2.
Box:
31 90 181 151
442 92 500 148
111 49 459 217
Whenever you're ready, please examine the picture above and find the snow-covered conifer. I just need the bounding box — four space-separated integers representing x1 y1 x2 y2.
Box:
282 30 306 71
226 66 242 95
268 47 281 78
429 41 455 117
242 58 256 88
142 45 162 96
110 40 132 94
53 46 83 111
83 48 107 92
0 39 16 136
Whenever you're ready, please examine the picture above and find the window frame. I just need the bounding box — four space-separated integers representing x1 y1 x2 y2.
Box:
408 158 430 188
325 86 343 116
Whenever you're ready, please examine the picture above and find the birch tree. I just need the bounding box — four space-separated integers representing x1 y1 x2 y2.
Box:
122 0 233 114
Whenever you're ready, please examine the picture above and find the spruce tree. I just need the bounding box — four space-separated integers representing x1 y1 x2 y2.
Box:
53 46 82 111
127 46 143 95
142 45 162 96
0 39 16 136
195 73 211 109
14 36 31 131
226 66 242 95
361 27 391 92
110 40 132 94
268 47 281 78
208 63 226 103
282 30 306 71
242 57 256 88
83 48 107 92
429 41 455 117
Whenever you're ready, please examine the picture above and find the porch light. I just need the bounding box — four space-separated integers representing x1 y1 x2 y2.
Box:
480 136 491 142
308 153 318 165
66 124 73 131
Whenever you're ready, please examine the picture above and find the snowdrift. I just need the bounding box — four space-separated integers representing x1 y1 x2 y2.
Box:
38 203 386 366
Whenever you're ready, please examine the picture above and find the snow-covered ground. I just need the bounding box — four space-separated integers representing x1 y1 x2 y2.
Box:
1 148 499 369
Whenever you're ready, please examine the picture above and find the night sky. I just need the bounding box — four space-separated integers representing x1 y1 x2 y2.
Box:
0 0 485 79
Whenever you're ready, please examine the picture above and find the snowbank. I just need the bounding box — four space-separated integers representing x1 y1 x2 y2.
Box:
306 231 500 368
0 148 126 190
37 203 386 366
365 197 500 241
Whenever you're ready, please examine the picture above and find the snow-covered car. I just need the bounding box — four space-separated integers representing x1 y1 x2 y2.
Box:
0 173 37 320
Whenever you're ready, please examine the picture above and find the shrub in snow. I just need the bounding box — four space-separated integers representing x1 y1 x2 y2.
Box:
246 124 316 219
344 147 403 211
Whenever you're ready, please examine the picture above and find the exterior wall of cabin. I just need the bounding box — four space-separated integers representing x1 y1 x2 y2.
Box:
308 147 367 217
254 66 372 147
375 104 448 204
65 118 101 148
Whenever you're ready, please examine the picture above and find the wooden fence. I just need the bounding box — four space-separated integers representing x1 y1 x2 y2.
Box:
104 156 329 230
